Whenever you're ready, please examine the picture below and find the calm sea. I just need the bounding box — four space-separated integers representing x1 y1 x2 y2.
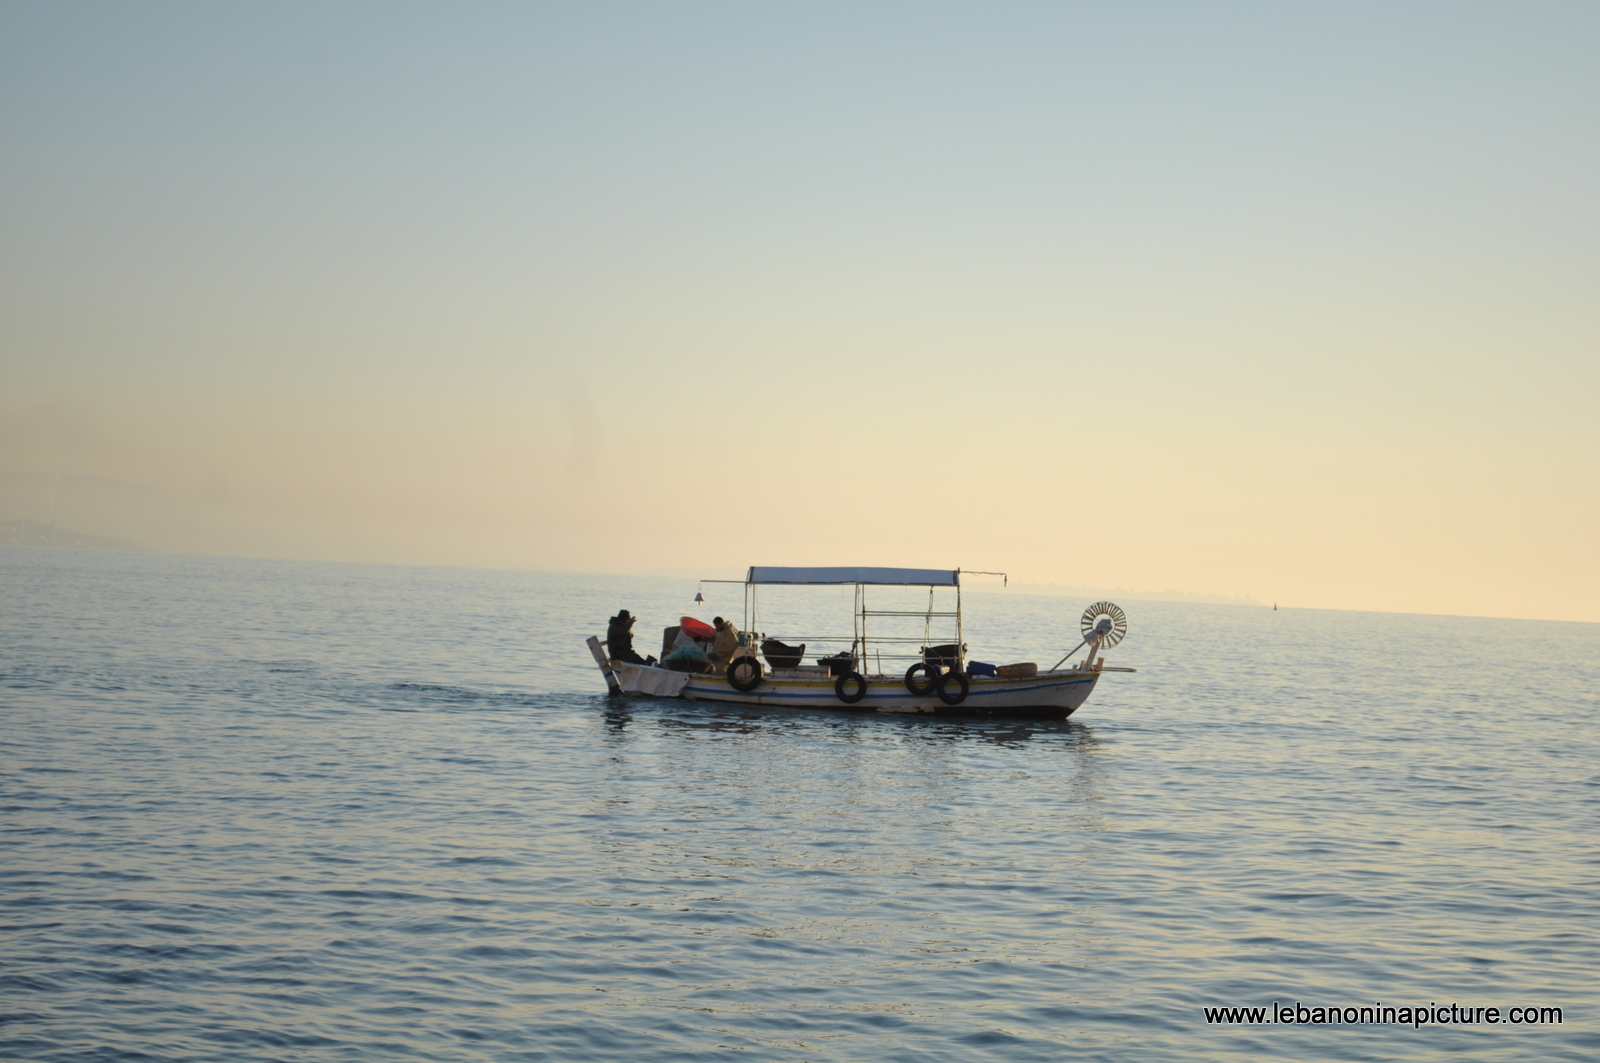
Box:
2 548 1596 1061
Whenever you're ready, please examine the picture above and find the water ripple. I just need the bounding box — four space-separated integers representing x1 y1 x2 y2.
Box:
1 549 1596 1061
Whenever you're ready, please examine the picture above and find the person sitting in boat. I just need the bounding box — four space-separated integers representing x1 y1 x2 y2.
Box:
606 610 652 665
708 616 740 673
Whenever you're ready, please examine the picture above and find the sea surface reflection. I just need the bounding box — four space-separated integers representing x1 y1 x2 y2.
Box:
2 549 1595 1061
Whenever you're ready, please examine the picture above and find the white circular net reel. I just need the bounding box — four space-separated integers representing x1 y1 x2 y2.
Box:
1080 601 1128 648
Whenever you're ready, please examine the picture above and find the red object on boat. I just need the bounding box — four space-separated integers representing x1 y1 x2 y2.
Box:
679 616 715 640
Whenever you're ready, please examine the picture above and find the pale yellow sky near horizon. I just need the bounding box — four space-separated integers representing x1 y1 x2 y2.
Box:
2 3 1596 622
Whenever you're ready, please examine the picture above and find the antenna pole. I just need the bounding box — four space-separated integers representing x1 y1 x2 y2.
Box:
1051 638 1088 672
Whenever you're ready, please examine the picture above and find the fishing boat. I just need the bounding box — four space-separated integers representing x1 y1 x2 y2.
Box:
585 566 1133 718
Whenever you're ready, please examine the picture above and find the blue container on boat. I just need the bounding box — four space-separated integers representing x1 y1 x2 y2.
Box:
966 661 997 678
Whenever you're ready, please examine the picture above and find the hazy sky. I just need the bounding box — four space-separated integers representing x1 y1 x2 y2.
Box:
2 2 1596 621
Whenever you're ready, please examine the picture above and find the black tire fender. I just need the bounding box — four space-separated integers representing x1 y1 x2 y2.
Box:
835 672 868 705
728 657 763 693
936 669 970 706
904 662 937 696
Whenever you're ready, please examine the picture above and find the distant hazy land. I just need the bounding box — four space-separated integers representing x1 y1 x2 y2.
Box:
1004 583 1261 607
0 520 143 552
0 473 1261 607
0 472 331 562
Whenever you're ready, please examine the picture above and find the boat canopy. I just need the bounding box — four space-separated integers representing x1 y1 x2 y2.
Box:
746 566 959 587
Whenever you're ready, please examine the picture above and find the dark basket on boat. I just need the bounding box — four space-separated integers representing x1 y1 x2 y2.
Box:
818 652 857 677
761 639 806 669
921 643 965 669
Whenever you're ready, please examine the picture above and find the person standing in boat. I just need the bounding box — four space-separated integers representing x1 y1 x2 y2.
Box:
708 616 740 673
606 610 651 665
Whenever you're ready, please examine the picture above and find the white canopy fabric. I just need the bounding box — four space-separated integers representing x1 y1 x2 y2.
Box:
746 566 959 587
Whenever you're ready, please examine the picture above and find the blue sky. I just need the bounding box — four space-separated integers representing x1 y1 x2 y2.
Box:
2 2 1596 619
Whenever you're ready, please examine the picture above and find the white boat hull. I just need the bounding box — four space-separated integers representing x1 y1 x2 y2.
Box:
609 662 1102 718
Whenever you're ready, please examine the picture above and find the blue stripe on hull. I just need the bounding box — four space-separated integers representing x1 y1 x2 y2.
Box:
676 672 1099 715
682 681 1095 701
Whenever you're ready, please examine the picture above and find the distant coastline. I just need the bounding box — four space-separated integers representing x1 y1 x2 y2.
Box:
0 521 145 552
1000 583 1261 607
